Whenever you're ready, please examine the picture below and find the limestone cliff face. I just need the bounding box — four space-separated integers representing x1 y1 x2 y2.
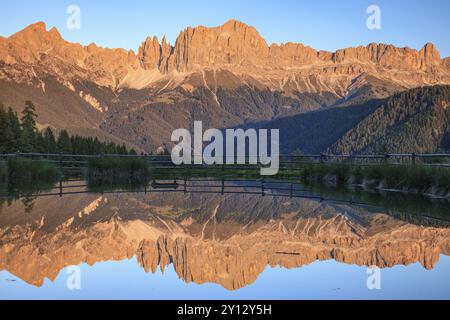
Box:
167 20 270 72
0 193 449 290
332 42 441 70
1 20 450 153
1 20 449 91
136 20 443 73
137 35 172 72
0 22 142 88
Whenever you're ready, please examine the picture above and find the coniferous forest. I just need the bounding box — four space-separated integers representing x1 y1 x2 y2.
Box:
0 101 136 155
328 85 450 154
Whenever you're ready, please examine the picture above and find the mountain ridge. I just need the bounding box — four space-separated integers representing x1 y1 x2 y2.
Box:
1 20 449 90
1 20 450 153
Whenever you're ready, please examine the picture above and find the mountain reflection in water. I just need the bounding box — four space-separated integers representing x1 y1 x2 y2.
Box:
0 179 449 295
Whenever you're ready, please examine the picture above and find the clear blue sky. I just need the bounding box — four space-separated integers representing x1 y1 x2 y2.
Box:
1 0 449 57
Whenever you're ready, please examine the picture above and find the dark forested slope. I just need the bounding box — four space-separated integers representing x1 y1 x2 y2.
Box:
328 85 450 154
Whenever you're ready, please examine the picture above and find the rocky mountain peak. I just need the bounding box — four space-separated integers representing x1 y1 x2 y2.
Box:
137 35 162 69
168 19 269 71
1 21 66 65
15 21 47 34
420 42 441 67
1 20 449 95
10 21 62 44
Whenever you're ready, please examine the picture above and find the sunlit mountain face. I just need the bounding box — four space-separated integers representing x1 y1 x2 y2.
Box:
1 182 449 294
1 20 449 153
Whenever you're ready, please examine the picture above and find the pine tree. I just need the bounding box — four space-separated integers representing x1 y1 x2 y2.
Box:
43 127 57 153
19 101 38 152
118 144 128 154
21 100 37 128
0 104 14 153
1 100 136 155
57 130 72 154
7 108 21 152
36 133 46 153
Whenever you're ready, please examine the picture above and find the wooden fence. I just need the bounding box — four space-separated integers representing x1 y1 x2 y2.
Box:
1 152 449 169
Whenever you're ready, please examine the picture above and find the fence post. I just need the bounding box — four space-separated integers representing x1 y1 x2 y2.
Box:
384 154 390 164
320 153 324 164
412 152 416 165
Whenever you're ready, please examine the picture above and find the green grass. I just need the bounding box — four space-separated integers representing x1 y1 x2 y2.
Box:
7 158 60 186
298 162 450 194
87 179 150 193
148 160 450 195
5 155 446 197
87 157 151 183
148 164 307 180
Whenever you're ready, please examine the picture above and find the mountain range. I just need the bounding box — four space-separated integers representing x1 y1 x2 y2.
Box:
1 20 449 153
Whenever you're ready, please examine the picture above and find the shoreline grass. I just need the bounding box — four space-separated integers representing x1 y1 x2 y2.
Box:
96 157 450 197
7 158 60 186
87 157 150 183
2 155 449 199
299 163 450 196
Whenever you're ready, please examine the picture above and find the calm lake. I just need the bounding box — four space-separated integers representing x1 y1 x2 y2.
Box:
1 179 449 299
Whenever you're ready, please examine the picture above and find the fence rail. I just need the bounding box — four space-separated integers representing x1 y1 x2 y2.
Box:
1 152 450 168
1 177 449 227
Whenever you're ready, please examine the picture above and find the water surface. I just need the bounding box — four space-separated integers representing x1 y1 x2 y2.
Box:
1 179 449 299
